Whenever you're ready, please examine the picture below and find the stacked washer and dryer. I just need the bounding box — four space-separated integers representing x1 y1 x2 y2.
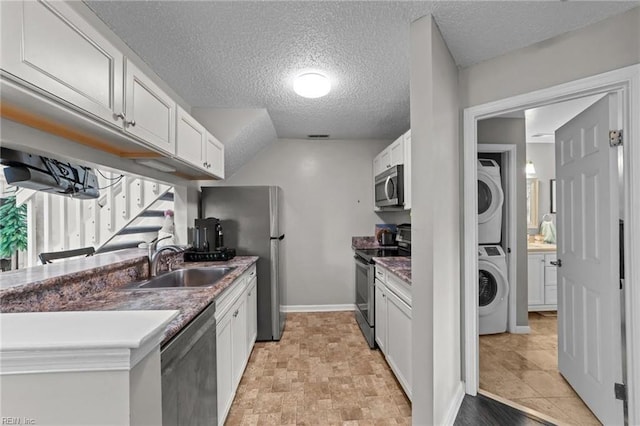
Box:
477 159 509 335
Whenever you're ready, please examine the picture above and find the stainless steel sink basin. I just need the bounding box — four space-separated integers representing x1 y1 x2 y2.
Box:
127 267 236 290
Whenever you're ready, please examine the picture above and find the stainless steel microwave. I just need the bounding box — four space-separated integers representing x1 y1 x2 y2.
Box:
375 165 404 208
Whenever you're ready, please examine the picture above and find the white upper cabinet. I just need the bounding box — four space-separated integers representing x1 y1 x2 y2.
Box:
205 132 225 179
389 136 404 166
373 129 411 210
1 0 225 180
1 0 123 126
124 59 176 155
175 106 225 179
176 106 206 168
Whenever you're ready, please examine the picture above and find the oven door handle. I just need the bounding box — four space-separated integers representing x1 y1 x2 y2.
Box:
354 255 369 268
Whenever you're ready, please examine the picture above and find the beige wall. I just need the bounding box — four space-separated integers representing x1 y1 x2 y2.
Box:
217 138 408 306
459 7 640 108
410 15 461 424
478 118 528 326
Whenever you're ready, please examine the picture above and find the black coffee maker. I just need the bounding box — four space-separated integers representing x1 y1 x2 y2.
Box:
194 217 224 251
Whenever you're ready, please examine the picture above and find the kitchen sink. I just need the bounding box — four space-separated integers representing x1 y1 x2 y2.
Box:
126 267 236 290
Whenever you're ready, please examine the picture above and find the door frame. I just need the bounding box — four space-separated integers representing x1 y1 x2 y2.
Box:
477 144 520 334
462 64 640 424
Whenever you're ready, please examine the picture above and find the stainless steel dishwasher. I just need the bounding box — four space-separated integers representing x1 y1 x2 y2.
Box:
161 302 217 426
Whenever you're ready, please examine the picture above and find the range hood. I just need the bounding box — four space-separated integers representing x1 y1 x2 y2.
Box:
1 148 99 199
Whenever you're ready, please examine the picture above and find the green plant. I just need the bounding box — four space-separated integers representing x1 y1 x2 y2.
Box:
0 195 27 259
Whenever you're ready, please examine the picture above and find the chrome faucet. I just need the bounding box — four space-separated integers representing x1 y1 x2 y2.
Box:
150 245 183 277
147 236 184 277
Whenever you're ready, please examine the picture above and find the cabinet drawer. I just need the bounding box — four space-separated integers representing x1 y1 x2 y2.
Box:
544 254 557 267
544 285 557 305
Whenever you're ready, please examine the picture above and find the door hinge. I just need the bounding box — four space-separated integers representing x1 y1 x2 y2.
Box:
615 382 627 401
610 130 623 147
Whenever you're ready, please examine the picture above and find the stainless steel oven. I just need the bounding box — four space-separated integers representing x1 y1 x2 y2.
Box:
375 165 404 208
354 253 375 348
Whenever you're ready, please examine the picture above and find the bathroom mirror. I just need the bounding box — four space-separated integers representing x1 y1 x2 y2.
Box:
527 178 539 229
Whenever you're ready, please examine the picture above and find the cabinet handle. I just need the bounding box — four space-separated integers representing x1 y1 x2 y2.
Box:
233 309 239 317
126 120 136 127
550 259 562 267
248 291 251 296
114 112 126 121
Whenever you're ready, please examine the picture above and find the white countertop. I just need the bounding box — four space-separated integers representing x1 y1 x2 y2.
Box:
0 310 178 375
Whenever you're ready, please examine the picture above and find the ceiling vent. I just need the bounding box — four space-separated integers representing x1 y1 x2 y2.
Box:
307 134 330 139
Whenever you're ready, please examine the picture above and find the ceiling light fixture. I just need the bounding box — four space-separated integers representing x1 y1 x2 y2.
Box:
294 73 330 98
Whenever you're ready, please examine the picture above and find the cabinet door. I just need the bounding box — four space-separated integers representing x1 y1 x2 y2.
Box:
246 276 258 351
205 132 225 178
379 149 391 171
231 296 247 387
176 106 205 169
373 152 384 176
124 59 176 154
386 288 412 399
374 281 387 353
216 311 233 426
389 137 404 167
527 254 545 307
403 130 411 210
545 264 558 306
1 1 123 126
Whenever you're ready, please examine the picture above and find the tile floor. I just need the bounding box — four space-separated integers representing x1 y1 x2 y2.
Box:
225 311 412 425
479 312 601 425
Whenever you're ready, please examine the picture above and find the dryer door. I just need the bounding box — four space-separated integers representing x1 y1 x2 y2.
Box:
478 260 508 316
477 170 504 224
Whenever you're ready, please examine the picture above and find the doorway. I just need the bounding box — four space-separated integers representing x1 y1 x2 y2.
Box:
463 65 640 425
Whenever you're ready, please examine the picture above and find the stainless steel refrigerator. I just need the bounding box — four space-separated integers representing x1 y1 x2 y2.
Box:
200 186 285 341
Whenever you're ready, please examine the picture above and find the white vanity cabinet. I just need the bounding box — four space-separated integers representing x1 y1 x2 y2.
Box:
374 266 412 400
528 252 558 311
373 130 411 210
215 264 257 426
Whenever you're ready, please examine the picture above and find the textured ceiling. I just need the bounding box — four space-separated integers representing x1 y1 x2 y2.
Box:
85 1 638 143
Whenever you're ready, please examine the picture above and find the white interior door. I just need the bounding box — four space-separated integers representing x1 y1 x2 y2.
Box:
556 94 623 425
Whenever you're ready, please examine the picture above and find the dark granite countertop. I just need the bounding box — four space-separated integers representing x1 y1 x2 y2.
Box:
373 257 411 284
351 236 383 249
0 249 258 346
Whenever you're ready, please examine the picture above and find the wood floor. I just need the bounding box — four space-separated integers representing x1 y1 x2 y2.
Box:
454 393 554 426
225 311 412 425
479 312 601 425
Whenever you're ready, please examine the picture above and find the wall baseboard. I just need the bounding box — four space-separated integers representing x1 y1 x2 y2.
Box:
442 382 465 425
282 304 355 313
514 326 531 334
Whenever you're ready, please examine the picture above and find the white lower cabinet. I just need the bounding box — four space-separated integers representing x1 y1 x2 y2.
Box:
374 281 387 353
528 252 558 311
215 308 233 425
385 289 412 397
247 275 258 348
374 266 412 400
216 265 257 426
